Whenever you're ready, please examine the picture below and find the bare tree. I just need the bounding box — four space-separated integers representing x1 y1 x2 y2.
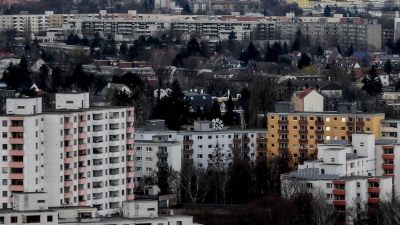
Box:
312 189 336 225
180 165 210 203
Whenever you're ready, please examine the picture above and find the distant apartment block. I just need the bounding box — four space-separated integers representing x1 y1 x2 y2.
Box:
0 92 135 216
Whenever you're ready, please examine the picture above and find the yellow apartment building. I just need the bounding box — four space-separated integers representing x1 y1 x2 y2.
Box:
286 0 310 8
267 102 385 165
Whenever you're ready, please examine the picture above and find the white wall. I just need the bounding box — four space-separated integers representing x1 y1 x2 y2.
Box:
303 90 324 112
55 93 90 109
6 98 42 114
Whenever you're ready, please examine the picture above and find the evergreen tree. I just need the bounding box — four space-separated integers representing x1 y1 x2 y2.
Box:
82 37 90 46
227 31 237 53
119 42 128 56
102 35 118 55
210 99 221 119
291 29 302 52
317 46 324 56
362 65 383 96
336 44 342 55
324 5 331 17
384 59 393 75
297 53 311 69
282 41 289 54
183 3 192 14
287 78 293 97
186 38 200 56
347 44 354 56
91 32 102 49
199 41 208 58
38 64 49 91
50 66 63 92
228 31 237 41
224 95 235 125
247 41 259 61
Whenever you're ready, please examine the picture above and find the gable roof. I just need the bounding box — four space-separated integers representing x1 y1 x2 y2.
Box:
99 83 128 96
320 82 343 91
299 89 313 99
16 82 37 93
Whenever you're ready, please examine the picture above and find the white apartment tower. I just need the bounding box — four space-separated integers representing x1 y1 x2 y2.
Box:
1 93 135 216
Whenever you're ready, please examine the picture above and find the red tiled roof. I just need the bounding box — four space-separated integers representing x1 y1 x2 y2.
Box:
0 52 15 58
299 89 313 99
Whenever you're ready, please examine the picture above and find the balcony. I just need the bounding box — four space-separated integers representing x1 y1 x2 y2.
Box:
64 192 73 198
9 173 23 179
126 116 134 122
347 121 354 126
9 150 23 156
126 183 135 189
316 130 324 135
257 138 267 143
183 140 193 145
332 200 346 206
64 180 73 187
299 130 308 135
126 127 134 133
233 148 250 153
157 162 168 168
126 139 134 144
78 167 87 173
278 130 289 134
333 189 346 195
368 198 380 204
64 168 73 175
9 161 24 168
126 150 134 155
382 164 394 169
78 144 87 150
64 134 73 141
278 148 289 153
333 180 346 185
278 120 288 125
64 122 73 129
9 138 23 144
299 148 308 153
64 157 73 164
9 196 13 203
157 152 168 157
347 131 354 136
126 161 135 167
78 189 87 195
78 133 87 139
126 172 135 177
233 138 250 143
356 122 364 127
382 152 395 159
299 120 308 125
78 121 87 127
9 126 24 132
78 155 87 161
299 139 308 144
9 185 24 191
78 177 87 184
368 187 380 193
64 146 73 152
127 194 135 200
315 121 324 126
257 147 267 152
278 139 288 143
78 201 87 206
316 139 324 144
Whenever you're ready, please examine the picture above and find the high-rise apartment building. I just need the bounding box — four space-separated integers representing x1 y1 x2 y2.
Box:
1 93 135 216
267 102 385 164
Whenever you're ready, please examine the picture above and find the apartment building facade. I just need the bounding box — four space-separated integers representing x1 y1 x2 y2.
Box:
267 102 385 163
0 93 135 216
134 120 267 171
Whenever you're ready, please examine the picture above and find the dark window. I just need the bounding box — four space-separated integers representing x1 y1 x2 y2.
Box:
11 216 17 223
47 215 53 222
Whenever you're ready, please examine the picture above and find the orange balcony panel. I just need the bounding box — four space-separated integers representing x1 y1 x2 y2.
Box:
9 138 23 144
332 200 346 206
78 121 87 127
333 180 346 185
64 180 73 187
333 189 346 195
9 150 23 156
368 187 380 193
64 146 73 152
126 127 134 133
126 183 135 189
10 117 24 121
64 134 73 141
383 174 395 179
126 116 134 122
64 169 73 175
9 126 24 132
183 140 193 145
126 150 134 155
9 161 24 168
382 154 395 159
368 198 380 204
78 112 87 116
9 185 24 192
78 155 86 161
78 201 87 206
382 164 395 169
64 122 73 129
78 167 87 173
78 133 87 138
126 194 135 200
9 196 13 203
78 144 87 150
78 178 87 184
78 189 87 195
126 161 135 167
382 146 394 149
64 114 72 118
64 157 73 164
64 192 73 199
9 173 23 179
126 172 135 177
368 178 380 183
126 139 134 144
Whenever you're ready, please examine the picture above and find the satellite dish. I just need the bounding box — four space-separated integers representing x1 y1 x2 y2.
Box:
212 118 224 131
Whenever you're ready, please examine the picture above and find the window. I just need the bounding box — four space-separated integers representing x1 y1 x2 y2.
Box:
1 133 6 138
146 147 152 152
307 183 313 188
2 191 6 197
197 164 203 168
135 157 142 161
2 144 6 150
271 116 274 120
326 117 330 122
326 183 332 188
47 215 53 222
293 135 298 139
293 117 298 121
326 127 330 131
197 136 203 140
17 106 24 109
341 117 346 122
198 145 203 149
208 136 212 139
2 156 6 162
208 145 212 149
293 126 298 130
136 147 142 151
357 182 360 187
197 154 203 159
11 216 17 223
326 194 332 199
2 121 6 127
148 208 155 211
60 118 63 124
136 167 142 172
146 167 152 172
146 157 152 162
366 118 370 122
331 158 335 162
